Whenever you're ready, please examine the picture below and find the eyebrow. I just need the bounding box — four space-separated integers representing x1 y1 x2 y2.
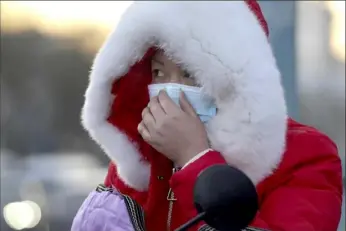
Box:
152 59 164 66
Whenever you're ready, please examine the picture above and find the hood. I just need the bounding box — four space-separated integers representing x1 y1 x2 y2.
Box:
82 1 287 191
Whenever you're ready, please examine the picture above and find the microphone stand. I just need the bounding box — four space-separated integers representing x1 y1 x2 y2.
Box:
175 212 207 231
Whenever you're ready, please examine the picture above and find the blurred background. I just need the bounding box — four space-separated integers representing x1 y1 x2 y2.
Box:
0 1 344 231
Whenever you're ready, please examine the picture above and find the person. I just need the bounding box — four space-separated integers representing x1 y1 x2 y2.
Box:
71 1 343 231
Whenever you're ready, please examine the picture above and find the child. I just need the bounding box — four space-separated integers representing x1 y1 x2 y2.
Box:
72 1 343 231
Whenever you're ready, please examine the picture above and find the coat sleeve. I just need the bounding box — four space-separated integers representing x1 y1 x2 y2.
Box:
71 187 140 231
170 133 343 231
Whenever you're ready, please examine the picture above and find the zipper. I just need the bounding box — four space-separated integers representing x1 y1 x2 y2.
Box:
166 167 180 231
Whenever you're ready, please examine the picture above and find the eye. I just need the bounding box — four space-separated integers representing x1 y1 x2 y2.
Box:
183 70 191 78
153 69 165 78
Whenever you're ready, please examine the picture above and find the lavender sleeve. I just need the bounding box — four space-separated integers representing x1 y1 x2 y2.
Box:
71 186 145 231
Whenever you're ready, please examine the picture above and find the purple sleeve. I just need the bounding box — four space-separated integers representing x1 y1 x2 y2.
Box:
71 190 135 231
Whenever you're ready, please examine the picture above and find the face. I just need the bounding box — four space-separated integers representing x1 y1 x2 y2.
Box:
151 51 197 86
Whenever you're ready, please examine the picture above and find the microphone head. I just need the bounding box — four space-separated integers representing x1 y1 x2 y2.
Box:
193 164 258 231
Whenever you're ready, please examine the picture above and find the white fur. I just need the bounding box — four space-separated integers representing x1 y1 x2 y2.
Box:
82 1 287 191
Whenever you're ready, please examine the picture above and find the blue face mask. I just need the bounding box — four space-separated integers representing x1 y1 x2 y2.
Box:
148 83 217 123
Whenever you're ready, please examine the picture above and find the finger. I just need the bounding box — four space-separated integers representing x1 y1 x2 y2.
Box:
142 107 154 122
142 107 156 133
179 91 198 118
137 122 151 141
138 120 149 133
158 90 180 115
148 96 166 121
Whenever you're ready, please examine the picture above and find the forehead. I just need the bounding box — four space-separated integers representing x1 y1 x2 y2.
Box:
152 51 169 62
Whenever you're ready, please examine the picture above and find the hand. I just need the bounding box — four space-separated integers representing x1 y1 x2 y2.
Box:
138 90 209 167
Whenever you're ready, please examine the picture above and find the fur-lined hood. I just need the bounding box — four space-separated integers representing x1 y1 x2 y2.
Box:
82 1 287 191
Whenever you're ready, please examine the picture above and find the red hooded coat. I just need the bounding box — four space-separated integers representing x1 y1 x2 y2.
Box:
81 1 343 230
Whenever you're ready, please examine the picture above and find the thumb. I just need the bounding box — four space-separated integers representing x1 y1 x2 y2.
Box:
179 91 198 117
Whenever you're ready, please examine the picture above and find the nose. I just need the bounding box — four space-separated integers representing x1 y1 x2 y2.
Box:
168 70 183 84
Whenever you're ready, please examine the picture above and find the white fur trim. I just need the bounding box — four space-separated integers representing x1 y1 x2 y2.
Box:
82 1 287 190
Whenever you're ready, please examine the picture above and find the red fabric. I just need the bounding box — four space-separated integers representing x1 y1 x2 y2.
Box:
105 119 343 231
108 48 155 163
245 0 269 36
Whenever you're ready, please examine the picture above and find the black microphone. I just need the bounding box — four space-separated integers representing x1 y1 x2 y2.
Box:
175 164 258 231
